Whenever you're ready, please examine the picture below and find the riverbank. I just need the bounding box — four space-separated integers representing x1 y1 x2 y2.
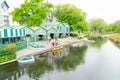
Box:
0 37 81 65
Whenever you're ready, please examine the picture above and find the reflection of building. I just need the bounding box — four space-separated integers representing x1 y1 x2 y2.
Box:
0 0 9 25
0 65 27 80
47 46 70 64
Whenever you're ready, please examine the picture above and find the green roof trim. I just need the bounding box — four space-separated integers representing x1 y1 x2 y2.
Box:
4 29 8 37
15 29 18 36
10 29 13 37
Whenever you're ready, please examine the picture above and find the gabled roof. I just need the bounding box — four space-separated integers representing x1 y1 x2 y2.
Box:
1 0 9 9
0 23 13 29
3 1 9 8
0 23 25 29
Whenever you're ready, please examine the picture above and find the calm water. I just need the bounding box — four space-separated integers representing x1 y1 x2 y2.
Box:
1 38 120 80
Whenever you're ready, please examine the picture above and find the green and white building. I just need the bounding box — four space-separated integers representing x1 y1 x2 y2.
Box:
0 24 26 45
26 21 70 42
0 21 70 45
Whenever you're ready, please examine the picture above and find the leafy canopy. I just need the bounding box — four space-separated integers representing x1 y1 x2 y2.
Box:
53 4 88 31
10 0 53 27
89 18 107 32
109 20 120 33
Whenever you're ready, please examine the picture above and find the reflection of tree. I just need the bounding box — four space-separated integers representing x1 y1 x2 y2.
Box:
89 37 107 48
28 59 53 80
0 62 20 79
113 42 120 49
55 45 87 71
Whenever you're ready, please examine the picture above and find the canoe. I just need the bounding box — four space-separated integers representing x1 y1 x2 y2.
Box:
57 38 70 43
51 46 63 52
31 42 45 48
17 55 35 64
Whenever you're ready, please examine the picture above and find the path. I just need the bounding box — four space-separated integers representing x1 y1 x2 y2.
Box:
16 37 80 58
0 37 81 65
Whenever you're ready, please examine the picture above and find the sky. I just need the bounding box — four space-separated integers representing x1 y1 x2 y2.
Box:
6 0 120 23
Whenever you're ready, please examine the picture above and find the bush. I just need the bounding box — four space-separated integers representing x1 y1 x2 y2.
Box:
86 32 100 39
70 33 78 37
0 44 17 63
0 53 16 63
109 33 120 43
0 44 17 56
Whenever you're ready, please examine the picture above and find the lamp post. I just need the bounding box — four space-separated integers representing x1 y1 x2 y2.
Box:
26 0 31 47
45 0 48 41
0 31 2 45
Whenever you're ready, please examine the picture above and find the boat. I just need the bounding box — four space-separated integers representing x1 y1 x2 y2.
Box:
51 46 63 52
31 42 45 48
17 55 35 64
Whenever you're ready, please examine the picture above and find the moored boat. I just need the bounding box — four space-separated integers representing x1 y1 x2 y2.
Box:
51 46 63 52
17 55 35 64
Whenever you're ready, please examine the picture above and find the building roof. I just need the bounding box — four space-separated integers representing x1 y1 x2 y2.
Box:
1 0 9 9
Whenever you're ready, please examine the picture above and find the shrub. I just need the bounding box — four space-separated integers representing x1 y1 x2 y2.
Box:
0 53 16 63
86 32 100 39
0 44 17 63
0 44 17 56
109 33 120 43
70 33 78 37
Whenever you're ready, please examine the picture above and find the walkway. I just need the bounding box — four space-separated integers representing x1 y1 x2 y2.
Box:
0 37 80 65
16 37 80 58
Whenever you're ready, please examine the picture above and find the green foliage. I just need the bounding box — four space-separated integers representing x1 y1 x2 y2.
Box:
10 0 53 27
86 32 100 39
89 18 107 32
0 53 16 63
28 59 53 78
73 21 89 31
108 20 120 33
87 37 107 48
55 45 87 71
70 32 78 37
0 44 17 56
53 4 88 31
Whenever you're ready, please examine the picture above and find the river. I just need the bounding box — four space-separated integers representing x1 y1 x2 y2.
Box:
1 37 120 80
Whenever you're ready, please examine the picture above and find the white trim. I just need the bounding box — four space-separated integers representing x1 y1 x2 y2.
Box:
7 28 10 37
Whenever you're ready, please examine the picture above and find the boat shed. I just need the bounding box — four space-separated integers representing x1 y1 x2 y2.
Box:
0 24 26 45
0 21 70 46
26 21 70 41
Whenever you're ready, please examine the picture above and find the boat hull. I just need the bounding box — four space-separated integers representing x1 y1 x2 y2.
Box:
51 46 63 52
17 55 35 64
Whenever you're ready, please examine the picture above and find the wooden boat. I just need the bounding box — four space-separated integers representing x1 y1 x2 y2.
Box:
57 38 70 43
17 55 35 64
51 46 63 52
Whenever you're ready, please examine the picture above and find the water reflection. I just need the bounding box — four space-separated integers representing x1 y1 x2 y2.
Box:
55 45 87 71
28 59 53 79
0 44 87 80
113 42 120 50
89 37 108 48
0 62 27 80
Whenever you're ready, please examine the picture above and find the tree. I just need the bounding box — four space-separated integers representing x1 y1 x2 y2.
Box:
53 4 88 31
109 20 120 33
10 0 53 27
89 18 107 32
